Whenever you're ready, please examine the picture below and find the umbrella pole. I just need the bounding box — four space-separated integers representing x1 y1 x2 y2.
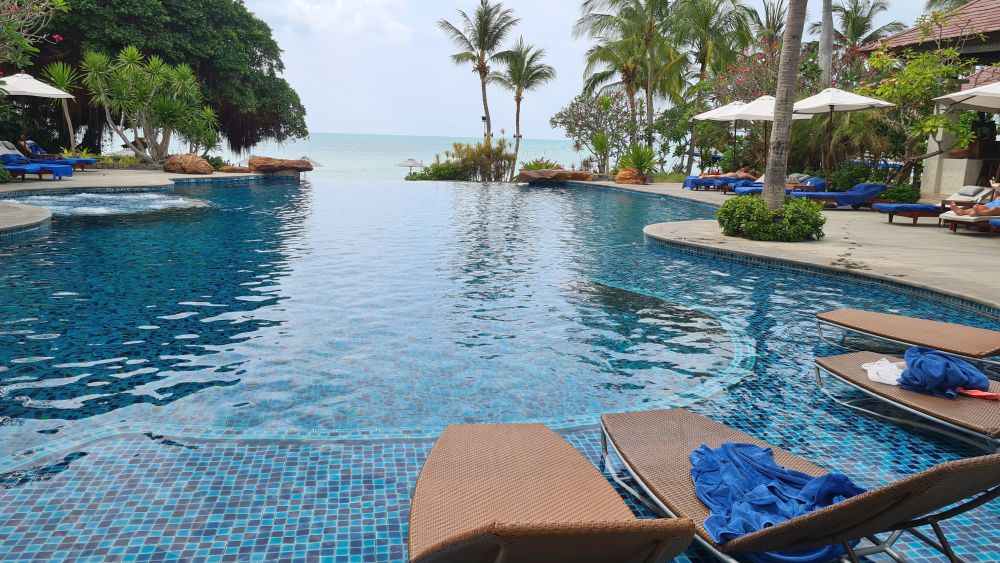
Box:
825 106 834 174
732 120 738 168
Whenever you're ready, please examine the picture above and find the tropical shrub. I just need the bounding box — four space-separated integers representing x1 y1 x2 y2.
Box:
520 158 562 171
0 0 68 67
96 154 143 165
882 184 921 204
717 196 826 242
0 167 12 183
406 161 473 182
550 93 634 175
204 156 231 170
445 140 517 182
616 144 656 176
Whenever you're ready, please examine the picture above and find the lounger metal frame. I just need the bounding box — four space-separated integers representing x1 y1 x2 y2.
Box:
600 424 999 563
816 319 1000 376
814 365 999 453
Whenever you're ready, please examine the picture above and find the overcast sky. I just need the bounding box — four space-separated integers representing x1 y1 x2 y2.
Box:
245 0 927 140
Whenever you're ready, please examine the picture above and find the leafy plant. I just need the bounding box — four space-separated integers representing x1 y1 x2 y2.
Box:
41 62 79 150
0 0 68 68
204 155 231 170
717 196 826 242
96 154 143 165
406 161 473 181
520 157 563 171
881 183 921 204
0 167 12 183
616 144 656 176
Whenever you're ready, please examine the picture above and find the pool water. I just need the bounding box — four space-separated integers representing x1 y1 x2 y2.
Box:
1 179 998 561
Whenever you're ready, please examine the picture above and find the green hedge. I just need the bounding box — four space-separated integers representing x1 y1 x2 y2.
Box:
716 196 827 242
405 161 472 181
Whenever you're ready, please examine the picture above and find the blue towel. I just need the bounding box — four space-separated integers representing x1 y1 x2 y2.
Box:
899 346 990 399
991 219 1000 230
872 203 942 214
691 442 866 563
790 183 887 207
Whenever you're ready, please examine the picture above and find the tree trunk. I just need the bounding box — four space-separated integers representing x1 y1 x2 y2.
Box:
685 59 709 175
645 66 655 147
820 0 834 87
511 94 522 182
763 0 808 211
480 69 492 144
60 100 75 152
626 85 639 145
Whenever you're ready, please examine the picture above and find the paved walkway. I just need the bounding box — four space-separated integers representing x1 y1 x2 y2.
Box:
589 181 1000 309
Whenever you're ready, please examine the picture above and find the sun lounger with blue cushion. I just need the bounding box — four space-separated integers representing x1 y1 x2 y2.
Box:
0 153 72 179
24 140 97 170
0 163 44 180
789 183 887 208
872 203 944 225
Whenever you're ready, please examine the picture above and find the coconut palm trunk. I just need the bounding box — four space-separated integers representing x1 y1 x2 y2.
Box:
480 69 493 142
59 100 75 151
820 0 834 86
511 92 522 181
763 0 808 211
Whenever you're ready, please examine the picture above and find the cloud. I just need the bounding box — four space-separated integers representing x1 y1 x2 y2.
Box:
283 0 413 43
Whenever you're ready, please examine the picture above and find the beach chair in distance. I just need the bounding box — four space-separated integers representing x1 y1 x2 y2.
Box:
789 183 888 209
815 351 1000 451
408 423 695 563
602 408 1000 563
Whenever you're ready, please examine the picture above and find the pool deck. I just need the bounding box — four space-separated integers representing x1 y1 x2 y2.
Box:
0 170 258 234
587 181 1000 310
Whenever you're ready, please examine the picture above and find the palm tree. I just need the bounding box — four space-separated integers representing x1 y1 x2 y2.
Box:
438 0 520 142
582 37 645 143
763 0 809 211
41 62 79 151
490 37 556 180
820 0 834 86
740 0 786 46
670 0 749 174
807 0 906 50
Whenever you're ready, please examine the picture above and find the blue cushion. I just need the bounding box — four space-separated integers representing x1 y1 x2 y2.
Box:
991 219 1000 229
872 203 941 214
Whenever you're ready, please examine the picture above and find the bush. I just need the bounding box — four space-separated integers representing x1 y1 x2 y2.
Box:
205 155 231 170
0 167 11 183
812 163 898 192
406 161 472 181
97 154 143 165
616 144 656 176
881 183 921 204
716 196 826 242
520 157 563 171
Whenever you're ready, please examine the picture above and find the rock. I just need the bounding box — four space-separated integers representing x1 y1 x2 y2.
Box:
517 169 594 184
219 166 251 174
162 154 214 175
615 168 646 185
247 157 314 173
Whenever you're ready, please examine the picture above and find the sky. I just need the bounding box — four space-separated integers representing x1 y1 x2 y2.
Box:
245 0 928 141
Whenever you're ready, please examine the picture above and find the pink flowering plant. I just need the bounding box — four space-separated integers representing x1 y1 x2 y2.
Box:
0 0 68 67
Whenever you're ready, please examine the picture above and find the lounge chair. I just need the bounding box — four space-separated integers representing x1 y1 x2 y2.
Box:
0 154 71 180
408 423 695 563
789 183 888 209
992 219 1000 234
939 200 1000 234
943 185 996 207
872 203 945 226
23 140 97 171
1 163 44 181
816 308 1000 368
815 351 1000 451
602 408 1000 563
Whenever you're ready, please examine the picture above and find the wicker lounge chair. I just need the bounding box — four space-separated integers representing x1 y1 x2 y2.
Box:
408 423 695 563
815 351 1000 451
602 408 1000 563
816 309 1000 368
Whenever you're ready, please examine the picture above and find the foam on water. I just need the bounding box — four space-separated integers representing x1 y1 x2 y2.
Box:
3 192 209 216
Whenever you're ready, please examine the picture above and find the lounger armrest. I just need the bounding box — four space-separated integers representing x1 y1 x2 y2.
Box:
412 519 695 563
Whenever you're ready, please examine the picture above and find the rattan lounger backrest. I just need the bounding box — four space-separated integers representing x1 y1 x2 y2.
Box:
725 453 1000 553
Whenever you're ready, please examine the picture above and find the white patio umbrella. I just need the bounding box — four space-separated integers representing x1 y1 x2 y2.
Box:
397 158 424 174
794 88 894 171
934 81 1000 112
0 71 74 99
729 96 813 161
0 72 75 146
692 101 748 164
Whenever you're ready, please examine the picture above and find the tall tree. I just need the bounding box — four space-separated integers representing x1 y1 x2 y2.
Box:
35 0 308 153
925 0 968 10
438 0 520 143
582 38 644 144
807 0 906 50
763 0 808 211
820 0 834 86
740 0 787 46
41 61 78 151
490 37 556 180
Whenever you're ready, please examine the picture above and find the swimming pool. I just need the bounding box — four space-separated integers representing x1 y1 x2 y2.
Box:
1 179 998 561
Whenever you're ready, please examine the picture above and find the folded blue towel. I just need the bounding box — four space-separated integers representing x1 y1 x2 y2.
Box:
900 346 990 399
692 442 866 562
872 203 942 214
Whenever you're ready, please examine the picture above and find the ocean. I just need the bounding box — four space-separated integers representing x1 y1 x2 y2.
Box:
238 132 582 183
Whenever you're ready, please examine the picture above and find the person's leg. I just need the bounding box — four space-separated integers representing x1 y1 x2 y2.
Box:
948 202 970 215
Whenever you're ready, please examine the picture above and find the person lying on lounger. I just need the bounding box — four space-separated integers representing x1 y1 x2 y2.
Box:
699 167 761 180
948 199 1000 217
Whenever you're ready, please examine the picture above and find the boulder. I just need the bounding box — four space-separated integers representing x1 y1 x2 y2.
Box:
247 157 314 173
517 169 594 184
615 168 646 185
219 166 251 174
163 154 214 175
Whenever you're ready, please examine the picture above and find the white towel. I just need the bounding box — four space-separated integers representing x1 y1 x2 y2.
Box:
861 358 905 386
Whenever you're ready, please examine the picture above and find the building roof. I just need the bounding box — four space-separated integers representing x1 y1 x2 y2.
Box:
868 0 1000 51
963 66 1000 90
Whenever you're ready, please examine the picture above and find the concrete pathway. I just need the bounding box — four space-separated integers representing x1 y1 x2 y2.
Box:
0 201 49 231
591 181 1000 309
